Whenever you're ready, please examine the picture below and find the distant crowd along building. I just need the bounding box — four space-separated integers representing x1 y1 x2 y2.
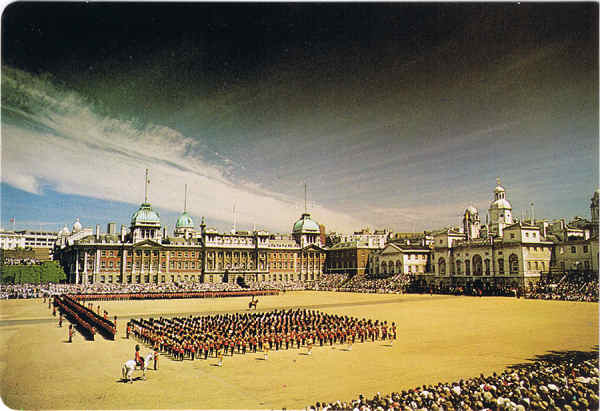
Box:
54 171 326 285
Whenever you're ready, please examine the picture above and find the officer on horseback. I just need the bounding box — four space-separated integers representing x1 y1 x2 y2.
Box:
135 344 143 369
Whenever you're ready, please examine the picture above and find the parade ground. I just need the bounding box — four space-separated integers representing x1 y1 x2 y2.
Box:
0 291 597 410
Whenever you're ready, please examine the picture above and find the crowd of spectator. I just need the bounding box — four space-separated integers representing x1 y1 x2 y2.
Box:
336 274 412 294
306 274 350 291
306 274 413 294
2 257 43 265
0 284 43 299
1 273 597 302
526 273 599 302
306 350 599 411
406 282 520 297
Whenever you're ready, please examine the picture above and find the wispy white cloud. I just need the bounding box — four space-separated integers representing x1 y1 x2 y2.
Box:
1 66 363 233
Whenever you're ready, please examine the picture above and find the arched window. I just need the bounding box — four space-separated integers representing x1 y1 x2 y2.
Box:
509 254 519 274
438 258 446 275
381 261 387 275
498 259 504 274
456 260 462 275
473 255 483 276
396 260 402 274
465 260 471 276
484 259 490 275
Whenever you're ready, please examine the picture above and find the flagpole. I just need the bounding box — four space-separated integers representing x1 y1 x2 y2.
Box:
144 169 148 203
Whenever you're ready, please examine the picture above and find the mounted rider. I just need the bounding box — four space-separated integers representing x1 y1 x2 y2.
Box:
135 344 143 368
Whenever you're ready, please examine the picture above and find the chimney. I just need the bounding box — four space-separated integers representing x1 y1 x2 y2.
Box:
120 225 126 242
95 224 100 241
107 222 116 235
163 227 167 239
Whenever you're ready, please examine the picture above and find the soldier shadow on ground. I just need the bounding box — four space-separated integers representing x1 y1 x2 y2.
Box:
117 376 145 383
506 346 599 370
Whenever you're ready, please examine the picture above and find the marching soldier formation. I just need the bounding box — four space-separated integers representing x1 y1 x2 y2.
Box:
127 309 397 362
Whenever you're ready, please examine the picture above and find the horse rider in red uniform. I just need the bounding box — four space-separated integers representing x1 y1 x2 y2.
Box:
135 344 143 369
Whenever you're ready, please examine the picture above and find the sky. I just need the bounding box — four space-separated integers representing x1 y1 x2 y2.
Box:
1 3 598 235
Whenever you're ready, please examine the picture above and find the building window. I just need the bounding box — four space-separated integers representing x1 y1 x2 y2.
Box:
583 245 589 253
472 255 482 276
101 250 106 256
525 232 529 238
498 259 505 275
438 258 446 275
571 246 576 254
101 261 106 269
509 254 519 274
510 234 515 239
161 276 165 283
109 261 114 268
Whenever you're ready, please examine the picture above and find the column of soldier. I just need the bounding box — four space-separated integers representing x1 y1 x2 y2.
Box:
128 309 397 361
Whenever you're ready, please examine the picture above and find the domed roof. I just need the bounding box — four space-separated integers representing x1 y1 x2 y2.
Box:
490 198 512 210
72 218 82 233
465 205 478 215
494 185 505 194
175 211 194 229
292 213 320 233
131 203 160 226
60 225 70 236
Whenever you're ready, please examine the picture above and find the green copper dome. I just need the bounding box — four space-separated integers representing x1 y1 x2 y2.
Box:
176 211 194 229
131 203 161 226
292 213 320 233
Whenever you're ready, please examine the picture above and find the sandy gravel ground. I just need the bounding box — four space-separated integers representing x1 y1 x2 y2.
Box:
0 291 597 410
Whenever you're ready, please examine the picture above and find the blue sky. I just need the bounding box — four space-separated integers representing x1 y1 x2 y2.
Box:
1 3 598 234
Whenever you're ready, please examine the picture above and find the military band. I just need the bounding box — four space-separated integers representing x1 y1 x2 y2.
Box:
127 309 397 362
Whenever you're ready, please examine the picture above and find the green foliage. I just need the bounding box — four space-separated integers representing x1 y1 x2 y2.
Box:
0 261 67 284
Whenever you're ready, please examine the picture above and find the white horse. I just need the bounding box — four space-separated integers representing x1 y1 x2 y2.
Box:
122 353 154 383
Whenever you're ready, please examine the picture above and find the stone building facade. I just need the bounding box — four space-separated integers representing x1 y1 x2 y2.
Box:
55 176 326 285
